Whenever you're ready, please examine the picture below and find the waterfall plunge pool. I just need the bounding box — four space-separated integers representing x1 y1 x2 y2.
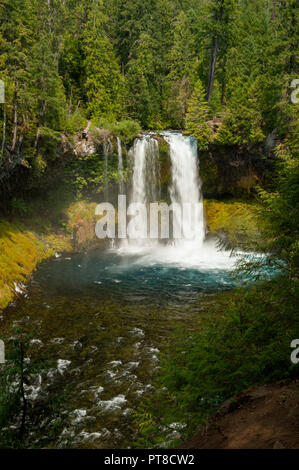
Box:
0 131 261 448
1 241 240 448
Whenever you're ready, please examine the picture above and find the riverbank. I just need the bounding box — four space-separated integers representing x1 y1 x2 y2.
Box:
0 198 257 312
0 199 104 311
179 381 299 449
0 221 70 310
132 278 299 448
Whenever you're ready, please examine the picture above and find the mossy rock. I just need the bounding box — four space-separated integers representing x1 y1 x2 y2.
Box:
204 200 260 247
0 221 54 310
199 151 220 195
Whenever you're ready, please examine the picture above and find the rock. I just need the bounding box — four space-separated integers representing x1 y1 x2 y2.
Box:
216 398 238 416
247 386 271 400
273 441 285 449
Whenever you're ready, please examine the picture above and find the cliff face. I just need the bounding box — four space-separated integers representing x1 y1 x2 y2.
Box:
151 134 275 199
0 127 276 214
199 143 275 198
0 128 116 212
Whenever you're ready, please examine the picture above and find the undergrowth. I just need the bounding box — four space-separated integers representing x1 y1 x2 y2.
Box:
132 278 299 448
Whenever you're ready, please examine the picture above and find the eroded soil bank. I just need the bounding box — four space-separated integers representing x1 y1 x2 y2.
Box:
180 382 299 449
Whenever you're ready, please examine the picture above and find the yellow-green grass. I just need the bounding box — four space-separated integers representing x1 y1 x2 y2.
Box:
0 199 103 310
0 221 72 311
204 200 259 245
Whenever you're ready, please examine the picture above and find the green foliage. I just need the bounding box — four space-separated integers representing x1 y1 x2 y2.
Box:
126 32 162 128
64 151 119 200
36 127 61 162
83 3 124 122
10 198 32 216
0 332 37 448
0 0 298 187
162 279 298 402
0 330 67 449
165 10 197 128
133 278 299 447
64 109 87 135
214 79 265 145
204 200 260 248
64 154 105 199
255 138 299 278
0 221 53 310
107 120 142 144
185 81 212 149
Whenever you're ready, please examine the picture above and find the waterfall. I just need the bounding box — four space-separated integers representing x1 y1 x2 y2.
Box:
117 137 124 194
114 131 236 269
120 136 160 249
119 131 204 249
130 137 160 208
163 131 205 245
104 138 112 201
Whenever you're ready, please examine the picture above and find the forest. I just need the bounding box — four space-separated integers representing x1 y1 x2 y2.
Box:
0 0 298 451
0 0 298 188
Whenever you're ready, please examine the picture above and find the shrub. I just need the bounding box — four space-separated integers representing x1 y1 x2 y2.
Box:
64 108 87 134
107 119 142 144
133 278 299 448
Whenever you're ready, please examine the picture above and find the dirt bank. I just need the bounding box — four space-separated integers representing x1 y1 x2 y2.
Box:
180 382 299 449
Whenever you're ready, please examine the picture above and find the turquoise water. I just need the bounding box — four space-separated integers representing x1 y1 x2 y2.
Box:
1 245 238 448
37 248 237 302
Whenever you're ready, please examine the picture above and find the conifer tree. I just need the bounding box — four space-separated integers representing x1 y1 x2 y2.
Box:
126 33 160 128
165 10 196 127
185 80 212 149
83 1 123 122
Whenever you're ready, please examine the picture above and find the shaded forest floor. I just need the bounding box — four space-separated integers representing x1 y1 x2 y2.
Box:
180 382 299 449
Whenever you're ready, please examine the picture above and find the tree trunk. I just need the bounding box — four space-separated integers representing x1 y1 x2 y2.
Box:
11 84 18 152
1 100 6 159
68 87 73 116
207 36 218 103
221 57 227 105
207 0 225 103
34 127 41 149
17 133 24 154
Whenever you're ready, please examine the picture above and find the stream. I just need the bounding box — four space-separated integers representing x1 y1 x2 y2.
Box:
1 244 238 448
1 132 240 448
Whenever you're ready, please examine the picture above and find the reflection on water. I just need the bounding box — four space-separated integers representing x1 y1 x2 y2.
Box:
1 245 237 448
44 240 237 302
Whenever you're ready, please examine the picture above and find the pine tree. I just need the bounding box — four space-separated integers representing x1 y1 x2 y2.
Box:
205 0 237 103
185 80 212 149
83 1 123 122
165 10 196 127
126 33 159 128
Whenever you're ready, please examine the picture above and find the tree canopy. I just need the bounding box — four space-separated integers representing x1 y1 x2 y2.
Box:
0 0 298 168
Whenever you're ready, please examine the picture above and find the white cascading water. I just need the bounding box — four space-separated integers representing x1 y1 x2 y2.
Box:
119 136 160 251
130 137 160 208
164 131 205 246
117 131 235 269
104 138 113 201
117 137 124 194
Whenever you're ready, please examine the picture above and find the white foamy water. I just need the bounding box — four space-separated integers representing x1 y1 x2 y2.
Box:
116 131 237 270
117 137 124 194
97 394 127 412
120 136 160 249
164 131 205 246
129 239 237 270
